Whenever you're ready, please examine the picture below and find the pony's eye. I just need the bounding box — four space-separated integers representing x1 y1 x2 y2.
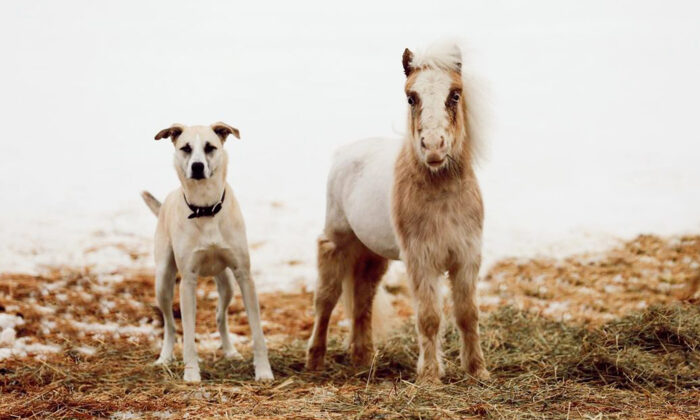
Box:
180 144 192 154
407 96 415 106
451 92 461 102
204 143 217 154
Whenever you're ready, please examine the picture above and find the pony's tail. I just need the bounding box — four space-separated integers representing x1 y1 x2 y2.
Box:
341 267 397 347
141 191 161 217
371 282 396 342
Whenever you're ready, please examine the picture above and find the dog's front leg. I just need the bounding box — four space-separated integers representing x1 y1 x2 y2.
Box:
233 266 274 381
180 272 201 382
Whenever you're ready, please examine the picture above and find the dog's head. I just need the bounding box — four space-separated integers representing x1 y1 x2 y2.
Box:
154 122 240 181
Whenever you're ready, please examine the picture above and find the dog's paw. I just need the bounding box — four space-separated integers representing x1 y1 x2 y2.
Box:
223 348 243 361
183 366 201 383
254 358 274 382
255 368 274 382
154 355 174 366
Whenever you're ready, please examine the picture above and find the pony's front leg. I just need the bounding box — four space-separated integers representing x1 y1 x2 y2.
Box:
232 263 274 382
449 260 489 381
179 272 201 382
408 264 444 383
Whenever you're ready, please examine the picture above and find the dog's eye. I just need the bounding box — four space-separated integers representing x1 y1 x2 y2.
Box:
204 143 217 154
180 144 192 154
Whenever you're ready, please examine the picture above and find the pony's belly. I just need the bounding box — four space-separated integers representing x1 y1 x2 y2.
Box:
345 184 400 260
352 217 401 260
343 140 402 260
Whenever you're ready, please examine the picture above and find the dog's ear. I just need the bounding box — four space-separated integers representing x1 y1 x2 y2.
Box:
402 48 414 77
154 124 185 142
211 122 240 142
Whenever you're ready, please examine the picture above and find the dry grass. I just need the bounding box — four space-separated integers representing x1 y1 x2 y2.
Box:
1 234 699 419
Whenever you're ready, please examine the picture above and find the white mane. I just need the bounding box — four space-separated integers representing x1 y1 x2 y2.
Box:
409 41 463 72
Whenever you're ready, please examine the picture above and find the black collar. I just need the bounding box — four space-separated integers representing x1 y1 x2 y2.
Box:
183 190 226 219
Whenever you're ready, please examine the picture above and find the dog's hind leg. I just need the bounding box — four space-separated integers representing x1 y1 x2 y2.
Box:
232 256 274 381
180 271 201 382
215 269 242 360
154 249 177 365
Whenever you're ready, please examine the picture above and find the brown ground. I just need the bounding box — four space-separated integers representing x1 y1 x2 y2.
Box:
0 234 698 419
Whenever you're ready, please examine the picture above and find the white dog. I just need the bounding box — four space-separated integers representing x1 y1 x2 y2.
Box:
141 122 273 382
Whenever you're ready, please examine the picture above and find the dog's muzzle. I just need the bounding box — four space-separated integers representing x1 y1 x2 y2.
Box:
190 162 205 180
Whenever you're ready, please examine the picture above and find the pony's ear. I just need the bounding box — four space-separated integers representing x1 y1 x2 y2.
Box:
211 122 240 142
154 124 185 142
452 44 463 74
402 48 414 77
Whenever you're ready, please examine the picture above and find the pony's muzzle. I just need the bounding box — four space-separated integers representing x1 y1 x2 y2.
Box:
426 152 445 167
421 135 447 168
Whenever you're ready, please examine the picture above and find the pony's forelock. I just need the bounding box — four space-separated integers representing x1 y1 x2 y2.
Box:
409 41 462 73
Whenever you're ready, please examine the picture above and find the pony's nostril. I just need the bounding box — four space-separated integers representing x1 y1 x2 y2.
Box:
439 137 445 148
420 137 426 149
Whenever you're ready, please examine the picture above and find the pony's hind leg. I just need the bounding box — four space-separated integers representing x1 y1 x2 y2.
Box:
449 258 490 381
306 234 354 370
349 252 388 366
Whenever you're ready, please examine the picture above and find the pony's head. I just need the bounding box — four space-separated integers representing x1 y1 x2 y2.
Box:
402 43 470 172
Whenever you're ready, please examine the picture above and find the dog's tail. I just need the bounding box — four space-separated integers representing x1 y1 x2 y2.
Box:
141 191 161 217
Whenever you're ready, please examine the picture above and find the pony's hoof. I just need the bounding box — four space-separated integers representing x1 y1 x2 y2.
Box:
306 347 326 370
183 366 201 383
350 346 374 367
415 373 442 386
473 368 491 381
416 362 443 385
305 357 324 371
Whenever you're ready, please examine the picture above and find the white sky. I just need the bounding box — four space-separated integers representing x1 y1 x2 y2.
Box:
1 1 699 288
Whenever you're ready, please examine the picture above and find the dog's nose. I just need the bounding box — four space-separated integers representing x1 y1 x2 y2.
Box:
191 162 205 179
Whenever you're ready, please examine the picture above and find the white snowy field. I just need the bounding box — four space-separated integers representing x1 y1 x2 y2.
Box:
1 1 699 291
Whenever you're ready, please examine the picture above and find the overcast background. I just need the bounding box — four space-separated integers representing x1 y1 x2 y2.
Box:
1 1 699 290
